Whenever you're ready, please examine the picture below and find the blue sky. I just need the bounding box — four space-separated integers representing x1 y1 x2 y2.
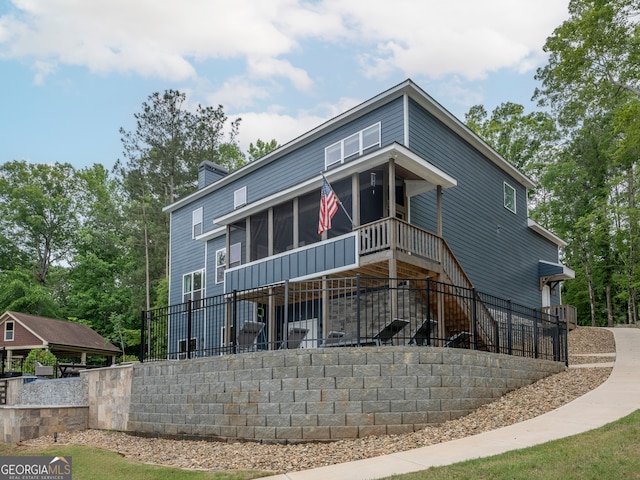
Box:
0 0 570 171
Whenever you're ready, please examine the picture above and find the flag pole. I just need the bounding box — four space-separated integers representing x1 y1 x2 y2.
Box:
320 172 354 227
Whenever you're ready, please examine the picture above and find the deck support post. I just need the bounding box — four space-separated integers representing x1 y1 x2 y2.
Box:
388 159 398 323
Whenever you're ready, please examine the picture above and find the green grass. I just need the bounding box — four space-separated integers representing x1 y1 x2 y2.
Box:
382 410 640 480
0 443 270 480
2 411 640 480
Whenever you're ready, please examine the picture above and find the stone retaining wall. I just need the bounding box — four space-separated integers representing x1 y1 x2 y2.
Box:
1 406 88 443
128 346 564 443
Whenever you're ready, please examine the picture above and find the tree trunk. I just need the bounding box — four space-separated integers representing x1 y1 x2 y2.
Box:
606 283 614 327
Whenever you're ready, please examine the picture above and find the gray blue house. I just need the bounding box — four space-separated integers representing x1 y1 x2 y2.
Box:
159 79 574 359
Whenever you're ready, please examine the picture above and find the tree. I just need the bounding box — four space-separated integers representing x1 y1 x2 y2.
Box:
247 139 279 162
535 0 640 110
465 103 560 202
0 161 80 286
534 0 640 325
117 91 244 311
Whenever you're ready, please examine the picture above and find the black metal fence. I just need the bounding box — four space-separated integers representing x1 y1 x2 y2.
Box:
141 277 568 364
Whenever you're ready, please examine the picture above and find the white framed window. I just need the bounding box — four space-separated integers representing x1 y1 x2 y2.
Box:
192 207 203 238
183 270 204 303
324 122 381 168
503 182 516 213
4 321 14 341
234 186 247 209
178 337 197 360
216 243 242 284
215 248 226 284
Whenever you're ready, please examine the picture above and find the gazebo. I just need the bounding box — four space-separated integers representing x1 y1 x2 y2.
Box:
0 311 120 371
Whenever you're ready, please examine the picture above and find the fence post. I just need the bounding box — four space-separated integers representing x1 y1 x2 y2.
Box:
139 310 146 363
284 279 289 349
507 299 513 356
232 290 238 354
471 288 478 351
533 310 540 359
425 278 431 346
563 312 569 366
187 300 193 359
356 274 361 346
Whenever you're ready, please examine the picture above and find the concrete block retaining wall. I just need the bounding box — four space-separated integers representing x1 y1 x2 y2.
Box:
128 346 565 443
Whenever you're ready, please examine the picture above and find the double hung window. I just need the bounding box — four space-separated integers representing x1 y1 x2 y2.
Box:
183 270 204 303
4 321 14 341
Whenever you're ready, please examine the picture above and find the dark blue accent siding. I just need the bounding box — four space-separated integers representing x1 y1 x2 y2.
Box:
226 235 357 291
407 98 559 307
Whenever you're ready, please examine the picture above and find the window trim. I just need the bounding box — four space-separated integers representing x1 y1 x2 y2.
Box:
503 182 516 214
178 337 197 360
216 243 242 284
192 207 203 238
324 122 381 169
183 269 205 303
215 248 226 285
234 186 247 209
4 321 14 341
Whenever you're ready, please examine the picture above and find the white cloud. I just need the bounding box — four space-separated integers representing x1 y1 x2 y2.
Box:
1 0 569 87
235 110 325 154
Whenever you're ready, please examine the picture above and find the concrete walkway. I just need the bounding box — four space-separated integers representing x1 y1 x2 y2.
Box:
263 328 640 480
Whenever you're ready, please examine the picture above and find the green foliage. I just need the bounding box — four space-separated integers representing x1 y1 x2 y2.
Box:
247 138 279 162
0 269 61 318
0 161 81 286
23 348 57 375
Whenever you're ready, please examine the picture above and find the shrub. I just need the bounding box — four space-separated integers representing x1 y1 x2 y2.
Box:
23 348 57 375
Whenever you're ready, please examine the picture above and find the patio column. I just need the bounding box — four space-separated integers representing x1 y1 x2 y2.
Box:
437 185 443 237
388 159 398 322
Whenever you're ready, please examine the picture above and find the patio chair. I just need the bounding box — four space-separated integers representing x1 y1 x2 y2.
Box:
236 321 265 352
410 319 438 346
444 331 471 348
281 327 309 349
373 319 409 345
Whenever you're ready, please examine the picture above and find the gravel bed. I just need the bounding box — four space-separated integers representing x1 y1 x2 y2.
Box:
22 327 615 475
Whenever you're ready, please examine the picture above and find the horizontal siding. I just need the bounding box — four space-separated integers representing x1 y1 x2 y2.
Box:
169 98 403 304
408 98 559 307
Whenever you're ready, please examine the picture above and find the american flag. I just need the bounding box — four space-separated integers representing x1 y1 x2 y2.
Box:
318 178 339 235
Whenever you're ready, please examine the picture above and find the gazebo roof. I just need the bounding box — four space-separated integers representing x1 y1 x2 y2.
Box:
0 311 120 357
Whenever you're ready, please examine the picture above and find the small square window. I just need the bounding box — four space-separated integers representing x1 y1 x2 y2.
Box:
234 187 247 209
504 182 516 213
325 143 342 167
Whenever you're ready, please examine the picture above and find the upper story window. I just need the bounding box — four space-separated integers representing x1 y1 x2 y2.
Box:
504 182 516 214
234 186 247 209
192 207 203 238
325 123 381 169
4 321 14 341
183 270 204 303
216 243 242 284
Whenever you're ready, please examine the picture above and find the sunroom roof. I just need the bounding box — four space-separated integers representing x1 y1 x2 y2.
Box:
214 143 457 226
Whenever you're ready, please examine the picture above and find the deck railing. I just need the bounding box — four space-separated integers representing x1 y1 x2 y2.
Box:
542 305 578 330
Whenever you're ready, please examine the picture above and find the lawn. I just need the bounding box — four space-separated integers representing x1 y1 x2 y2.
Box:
382 410 640 480
1 410 639 480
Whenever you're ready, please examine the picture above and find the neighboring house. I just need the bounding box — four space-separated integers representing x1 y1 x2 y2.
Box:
161 79 574 356
0 311 120 367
